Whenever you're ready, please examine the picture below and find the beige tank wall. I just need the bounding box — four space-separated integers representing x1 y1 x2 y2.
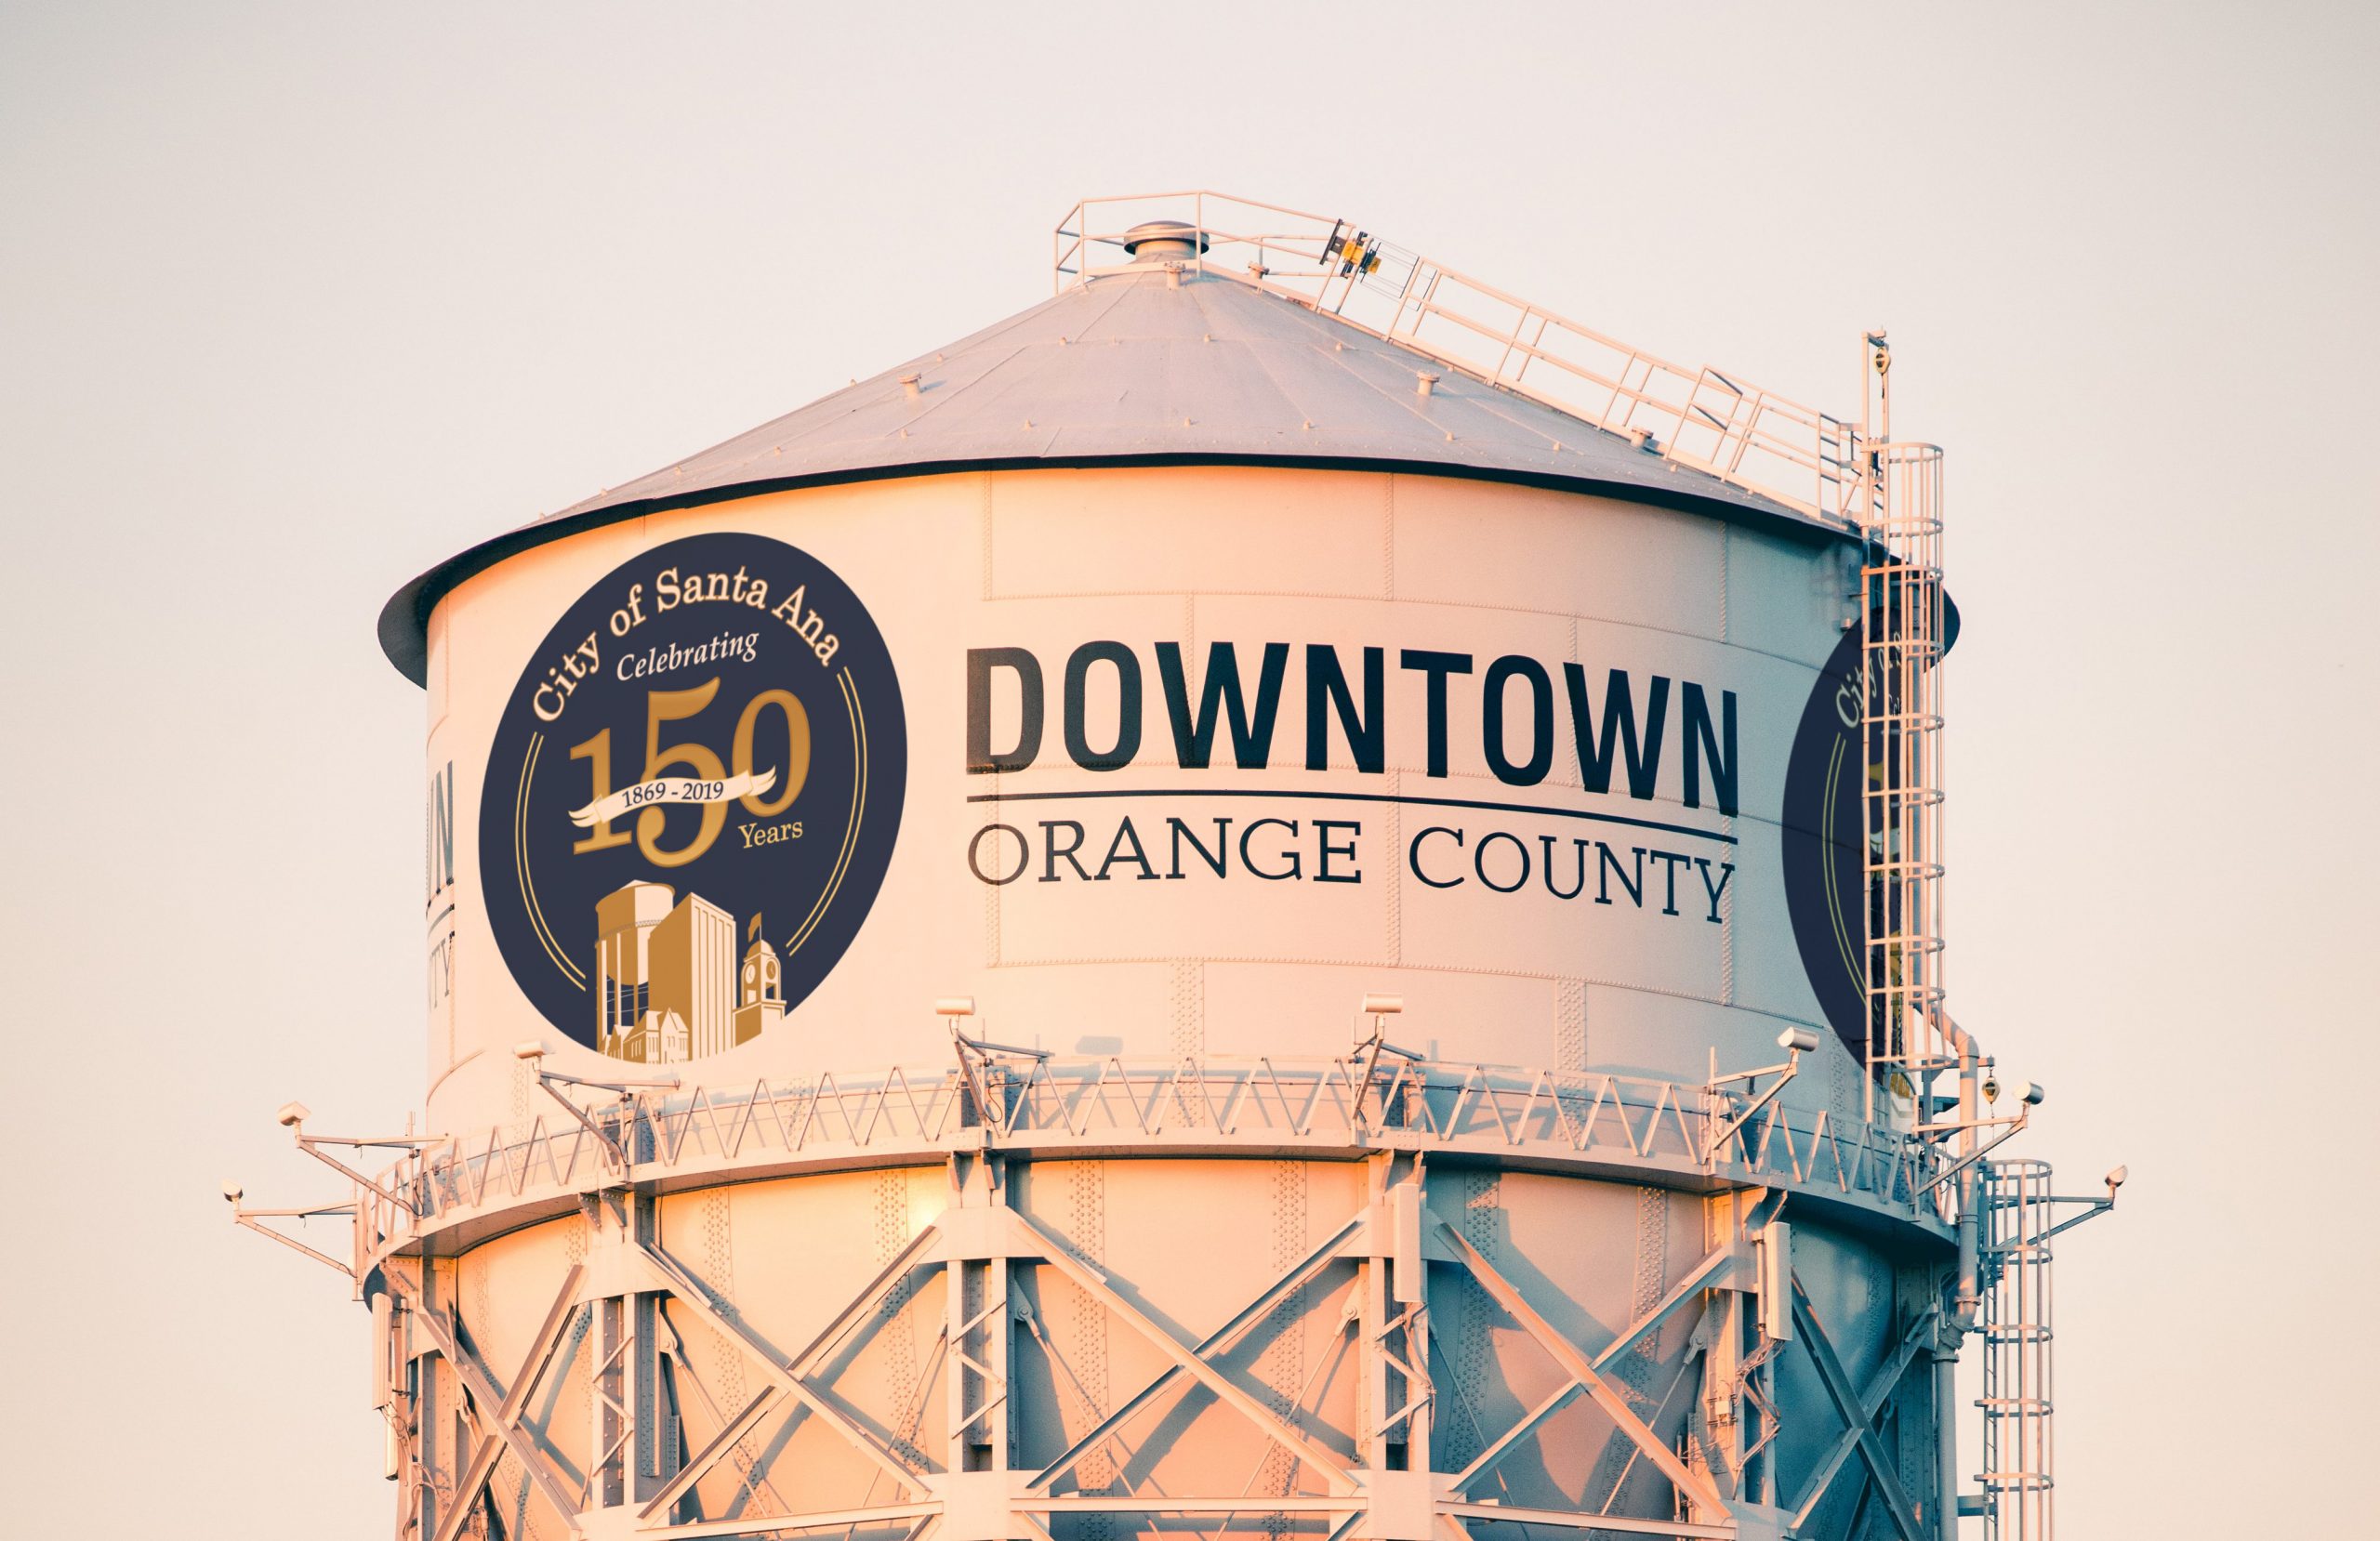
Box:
423 466 1859 1137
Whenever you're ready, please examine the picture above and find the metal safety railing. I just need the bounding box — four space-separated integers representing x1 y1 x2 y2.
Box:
1054 191 1870 524
1058 193 1957 1113
343 1052 1956 1274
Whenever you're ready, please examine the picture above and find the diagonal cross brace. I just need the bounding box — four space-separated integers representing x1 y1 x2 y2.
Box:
1009 1205 1363 1495
1448 1239 1738 1495
1435 1219 1725 1514
430 1434 508 1541
1441 1500 1738 1538
640 1239 926 1495
1790 1279 1925 1541
1025 1209 1366 1495
1788 1304 1938 1529
631 1206 952 1515
636 1382 783 1520
785 1219 946 1379
635 1500 940 1541
403 1264 588 1536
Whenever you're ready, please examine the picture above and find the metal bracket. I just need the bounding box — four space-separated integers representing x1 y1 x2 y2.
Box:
227 1197 356 1277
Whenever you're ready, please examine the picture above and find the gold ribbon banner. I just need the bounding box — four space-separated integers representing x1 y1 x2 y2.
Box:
567 768 778 828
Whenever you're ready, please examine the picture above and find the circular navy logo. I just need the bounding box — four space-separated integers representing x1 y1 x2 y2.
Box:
1780 629 1867 1059
480 533 906 1063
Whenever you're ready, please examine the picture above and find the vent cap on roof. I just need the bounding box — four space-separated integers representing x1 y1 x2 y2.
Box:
1121 220 1210 261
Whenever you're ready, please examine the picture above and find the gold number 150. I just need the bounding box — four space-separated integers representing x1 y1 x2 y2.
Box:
568 678 811 867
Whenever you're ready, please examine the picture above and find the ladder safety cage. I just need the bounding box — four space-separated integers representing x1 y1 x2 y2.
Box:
1971 1157 2119 1541
1858 435 1952 1117
1977 1158 2056 1541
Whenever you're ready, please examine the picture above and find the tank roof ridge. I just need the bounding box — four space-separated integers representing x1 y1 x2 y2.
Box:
376 202 1863 684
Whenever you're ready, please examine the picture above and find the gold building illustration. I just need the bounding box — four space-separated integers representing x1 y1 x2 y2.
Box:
734 925 785 1046
594 881 782 1063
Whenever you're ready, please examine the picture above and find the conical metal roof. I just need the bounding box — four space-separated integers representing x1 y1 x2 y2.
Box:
377 262 1841 682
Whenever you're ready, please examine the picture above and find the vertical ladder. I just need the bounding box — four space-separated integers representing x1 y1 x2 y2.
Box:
1854 339 1950 1119
1978 1158 2057 1539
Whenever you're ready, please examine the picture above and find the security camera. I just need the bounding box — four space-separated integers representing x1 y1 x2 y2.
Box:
1361 994 1405 1017
2105 1165 2128 1192
1778 1027 1820 1054
222 1181 244 1205
512 1040 547 1060
935 996 976 1018
275 1101 311 1128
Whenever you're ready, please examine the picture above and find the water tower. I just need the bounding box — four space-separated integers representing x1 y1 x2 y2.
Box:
234 193 2118 1541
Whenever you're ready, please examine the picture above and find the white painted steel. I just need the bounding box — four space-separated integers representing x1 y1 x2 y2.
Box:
232 195 2128 1541
419 457 1863 1139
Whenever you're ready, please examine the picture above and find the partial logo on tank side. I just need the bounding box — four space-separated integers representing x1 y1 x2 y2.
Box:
1781 629 1867 1059
479 533 906 1065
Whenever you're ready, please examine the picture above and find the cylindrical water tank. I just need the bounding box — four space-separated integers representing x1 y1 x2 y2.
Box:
370 208 1953 1541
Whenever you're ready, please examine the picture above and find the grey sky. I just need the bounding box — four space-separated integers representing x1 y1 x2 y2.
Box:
3 3 2373 1534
